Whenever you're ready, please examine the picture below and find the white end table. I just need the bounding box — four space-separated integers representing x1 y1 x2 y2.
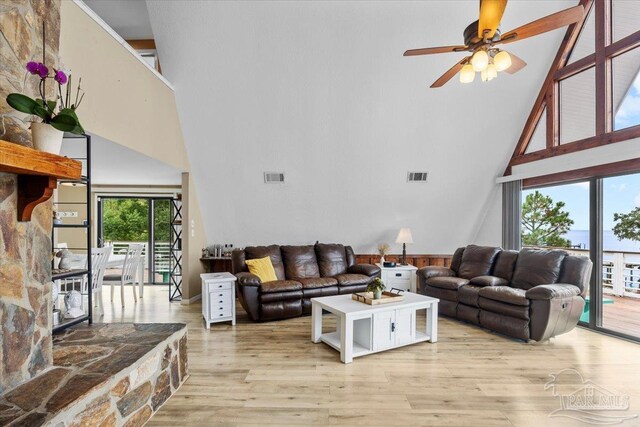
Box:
311 293 438 363
201 272 237 328
377 263 418 293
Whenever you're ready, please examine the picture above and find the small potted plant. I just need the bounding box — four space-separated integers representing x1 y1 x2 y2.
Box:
5 24 84 154
367 277 386 300
378 243 390 264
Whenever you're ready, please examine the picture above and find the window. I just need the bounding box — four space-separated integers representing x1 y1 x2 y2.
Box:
506 0 640 169
521 182 589 250
560 68 596 144
568 5 595 64
613 47 640 131
612 0 640 43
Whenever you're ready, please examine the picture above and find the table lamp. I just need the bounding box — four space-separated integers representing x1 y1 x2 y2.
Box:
395 228 413 265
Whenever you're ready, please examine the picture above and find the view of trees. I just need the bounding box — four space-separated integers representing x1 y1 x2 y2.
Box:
612 207 640 243
521 190 574 248
102 199 170 243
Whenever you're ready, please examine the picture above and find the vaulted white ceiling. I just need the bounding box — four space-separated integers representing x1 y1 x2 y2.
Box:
140 0 574 252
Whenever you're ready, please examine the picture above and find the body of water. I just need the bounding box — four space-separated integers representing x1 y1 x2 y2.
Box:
563 230 640 252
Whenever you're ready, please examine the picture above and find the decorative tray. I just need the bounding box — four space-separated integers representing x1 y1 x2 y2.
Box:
352 291 404 305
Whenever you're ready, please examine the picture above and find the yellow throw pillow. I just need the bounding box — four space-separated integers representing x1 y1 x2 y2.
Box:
245 256 278 282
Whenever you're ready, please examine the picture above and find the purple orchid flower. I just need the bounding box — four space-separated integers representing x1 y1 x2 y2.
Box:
54 69 68 85
26 61 40 75
36 63 49 79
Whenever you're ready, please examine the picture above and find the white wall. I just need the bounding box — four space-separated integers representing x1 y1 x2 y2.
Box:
147 0 572 254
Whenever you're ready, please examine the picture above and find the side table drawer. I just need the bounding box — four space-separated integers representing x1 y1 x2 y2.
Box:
210 289 232 301
207 281 233 291
385 270 411 280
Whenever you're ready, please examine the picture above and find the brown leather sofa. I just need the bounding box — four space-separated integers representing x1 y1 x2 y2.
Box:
417 245 592 342
232 243 380 322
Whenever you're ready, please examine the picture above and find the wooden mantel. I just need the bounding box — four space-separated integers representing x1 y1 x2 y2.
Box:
0 139 82 221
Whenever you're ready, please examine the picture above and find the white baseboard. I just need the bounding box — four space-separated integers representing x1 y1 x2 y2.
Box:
181 293 202 305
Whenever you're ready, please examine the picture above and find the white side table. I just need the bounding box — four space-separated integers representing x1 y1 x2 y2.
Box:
376 263 418 293
201 272 237 328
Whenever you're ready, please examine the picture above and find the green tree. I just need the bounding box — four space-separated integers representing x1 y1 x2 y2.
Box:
521 191 574 248
102 198 171 243
612 207 640 242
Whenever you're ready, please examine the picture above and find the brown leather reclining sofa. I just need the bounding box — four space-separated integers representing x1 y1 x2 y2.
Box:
232 243 380 322
417 245 592 341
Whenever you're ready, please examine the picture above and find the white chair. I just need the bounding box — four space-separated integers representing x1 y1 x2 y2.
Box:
82 246 112 317
104 244 143 308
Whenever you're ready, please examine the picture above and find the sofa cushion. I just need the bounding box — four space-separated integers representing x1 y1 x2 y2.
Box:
298 277 338 289
260 289 303 303
259 280 302 293
245 256 278 282
558 255 592 295
458 284 483 307
493 250 519 281
479 297 530 320
458 245 501 280
450 247 465 275
245 245 286 280
315 243 349 277
281 245 320 279
425 276 469 290
480 311 530 341
333 273 372 286
511 248 567 290
469 276 509 287
424 286 457 302
478 286 529 306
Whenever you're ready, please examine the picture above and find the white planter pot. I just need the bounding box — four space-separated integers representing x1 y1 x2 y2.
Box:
31 122 64 155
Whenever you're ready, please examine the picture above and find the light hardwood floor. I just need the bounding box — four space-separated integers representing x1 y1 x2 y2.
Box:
96 286 640 427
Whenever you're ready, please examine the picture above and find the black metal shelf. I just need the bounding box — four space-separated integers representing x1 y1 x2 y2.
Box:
169 197 183 302
52 134 92 333
52 314 90 332
53 223 89 229
52 269 89 281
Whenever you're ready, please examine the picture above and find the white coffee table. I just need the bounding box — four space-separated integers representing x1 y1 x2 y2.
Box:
311 292 439 363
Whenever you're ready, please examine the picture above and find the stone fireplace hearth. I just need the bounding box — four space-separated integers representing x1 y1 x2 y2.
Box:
0 323 188 426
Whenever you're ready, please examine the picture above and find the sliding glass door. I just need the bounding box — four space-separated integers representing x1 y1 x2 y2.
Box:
521 173 640 341
600 173 640 338
97 196 172 285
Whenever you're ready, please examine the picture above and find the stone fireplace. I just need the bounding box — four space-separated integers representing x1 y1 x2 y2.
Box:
0 174 53 393
0 0 62 393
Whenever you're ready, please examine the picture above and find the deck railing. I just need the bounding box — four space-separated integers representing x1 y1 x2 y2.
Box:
545 248 640 299
105 241 171 274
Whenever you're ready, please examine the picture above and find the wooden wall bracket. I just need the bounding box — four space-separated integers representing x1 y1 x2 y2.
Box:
17 175 57 222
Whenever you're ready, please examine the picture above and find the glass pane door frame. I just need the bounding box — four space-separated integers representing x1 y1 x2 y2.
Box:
96 195 173 285
521 173 640 343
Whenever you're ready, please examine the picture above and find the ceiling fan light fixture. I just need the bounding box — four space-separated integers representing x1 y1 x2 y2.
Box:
471 50 489 72
459 64 475 83
494 50 512 72
487 63 498 80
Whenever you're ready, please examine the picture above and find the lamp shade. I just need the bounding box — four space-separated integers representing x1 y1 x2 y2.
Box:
395 228 413 244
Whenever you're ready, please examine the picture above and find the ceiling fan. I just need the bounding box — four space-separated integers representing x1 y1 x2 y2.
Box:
404 0 585 88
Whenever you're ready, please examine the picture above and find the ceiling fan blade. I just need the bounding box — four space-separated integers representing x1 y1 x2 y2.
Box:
504 52 527 74
499 5 585 44
404 45 467 56
478 0 508 39
430 57 469 88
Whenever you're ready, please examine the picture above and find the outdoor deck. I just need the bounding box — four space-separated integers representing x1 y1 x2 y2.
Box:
602 295 640 338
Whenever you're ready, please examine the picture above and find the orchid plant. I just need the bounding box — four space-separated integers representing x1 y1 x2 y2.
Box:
6 60 85 134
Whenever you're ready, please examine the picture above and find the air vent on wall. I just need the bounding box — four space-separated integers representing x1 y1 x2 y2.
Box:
264 172 285 184
407 172 428 182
